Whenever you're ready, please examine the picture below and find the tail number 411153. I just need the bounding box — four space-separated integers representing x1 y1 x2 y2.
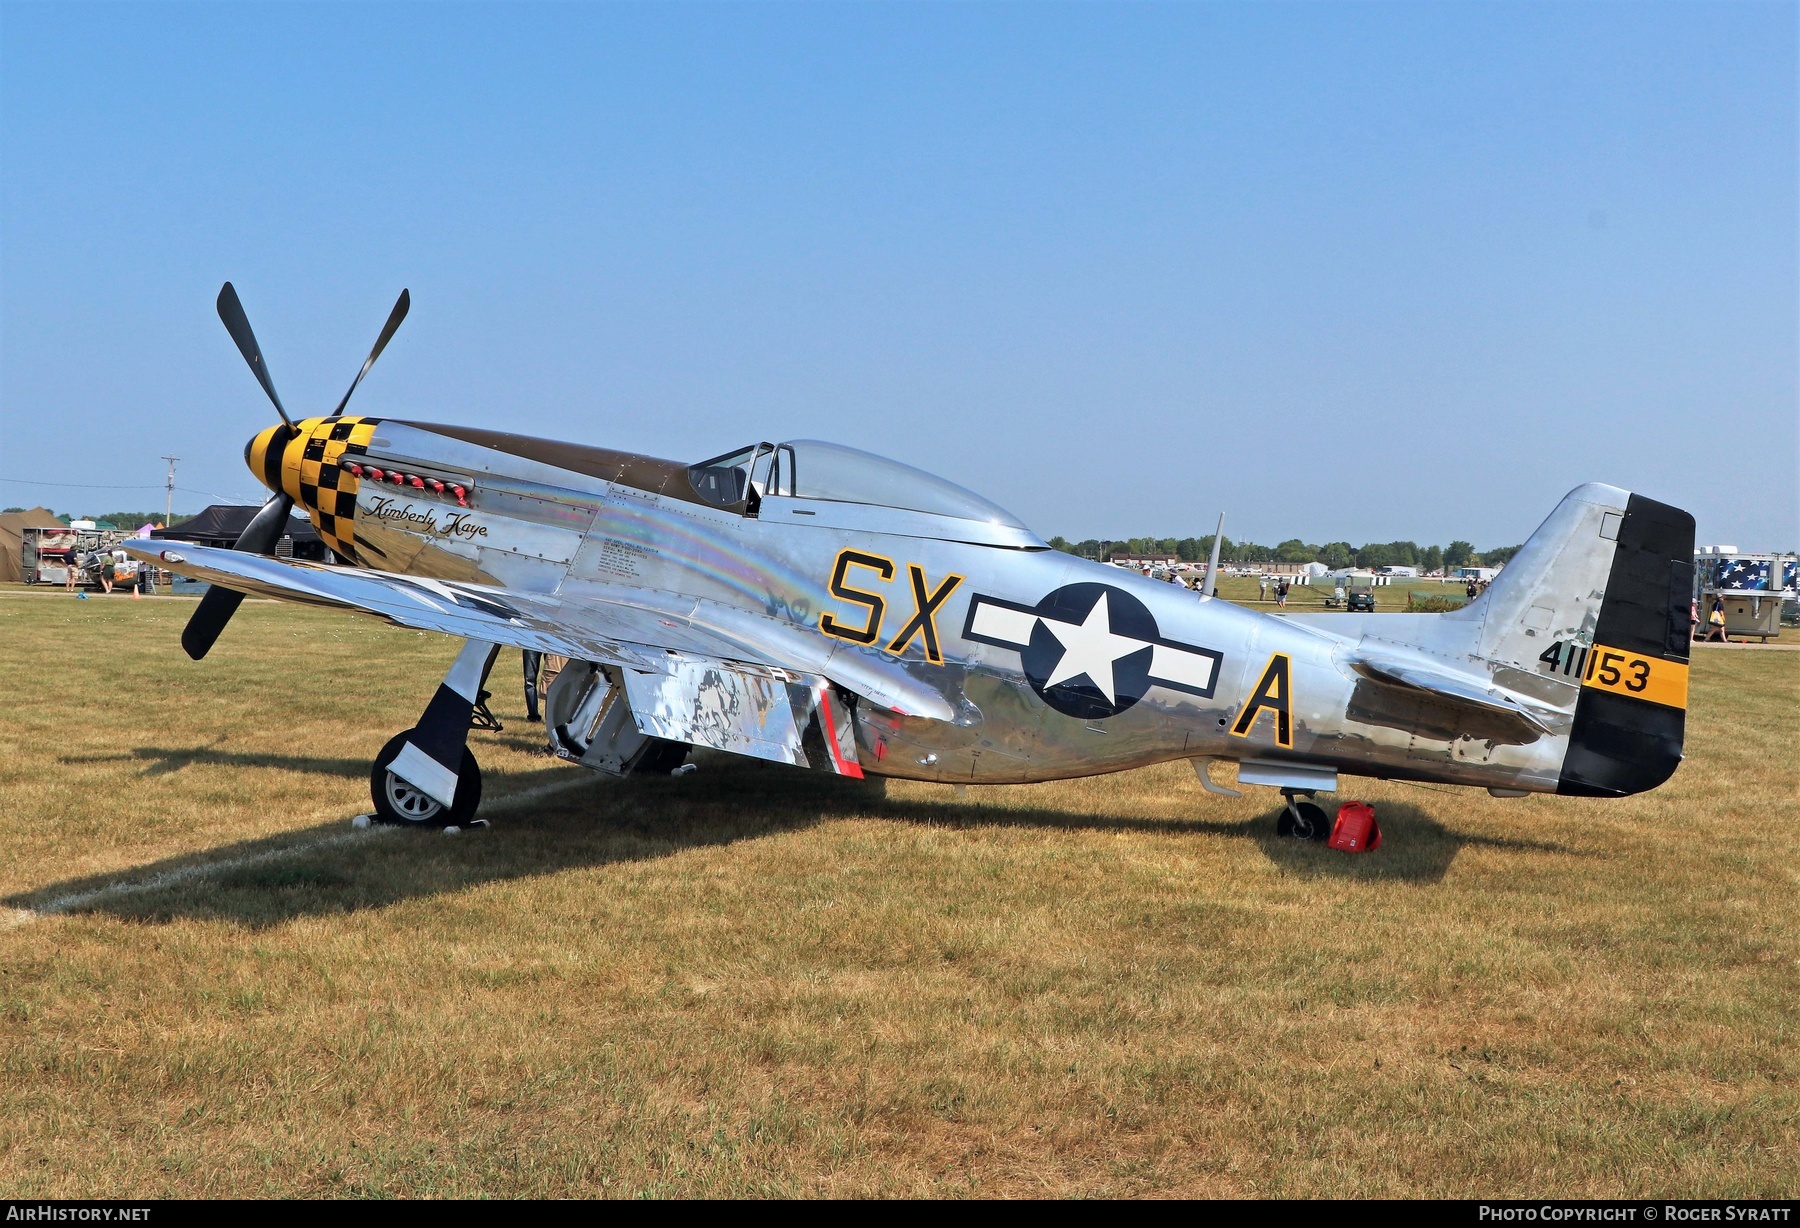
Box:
1541 639 1689 710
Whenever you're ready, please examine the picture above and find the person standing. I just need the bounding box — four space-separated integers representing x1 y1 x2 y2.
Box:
1704 598 1729 643
1689 598 1700 644
522 649 542 722
64 555 80 593
1258 577 1269 603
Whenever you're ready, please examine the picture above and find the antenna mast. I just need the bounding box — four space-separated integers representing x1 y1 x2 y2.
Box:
1201 512 1226 600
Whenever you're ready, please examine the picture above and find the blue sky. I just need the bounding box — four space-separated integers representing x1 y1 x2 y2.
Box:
2 2 1794 550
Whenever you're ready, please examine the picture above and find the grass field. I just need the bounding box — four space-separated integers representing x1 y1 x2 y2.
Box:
1 590 1795 1197
1195 573 1486 612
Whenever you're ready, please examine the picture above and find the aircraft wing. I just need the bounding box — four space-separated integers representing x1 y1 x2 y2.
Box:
123 542 954 721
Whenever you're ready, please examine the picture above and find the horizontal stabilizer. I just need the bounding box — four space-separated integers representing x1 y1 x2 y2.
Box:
1348 649 1553 739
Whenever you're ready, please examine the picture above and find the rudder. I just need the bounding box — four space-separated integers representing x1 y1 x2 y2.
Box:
1557 493 1695 796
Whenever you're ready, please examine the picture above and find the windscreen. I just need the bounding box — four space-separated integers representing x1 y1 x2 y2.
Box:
689 446 757 507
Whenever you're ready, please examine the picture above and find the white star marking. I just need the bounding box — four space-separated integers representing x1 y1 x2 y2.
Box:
1040 593 1149 704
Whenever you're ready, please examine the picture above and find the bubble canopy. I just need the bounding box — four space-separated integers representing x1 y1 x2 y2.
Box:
689 439 1028 529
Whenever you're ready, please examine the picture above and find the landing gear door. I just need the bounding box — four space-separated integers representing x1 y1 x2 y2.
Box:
544 661 653 775
797 680 864 778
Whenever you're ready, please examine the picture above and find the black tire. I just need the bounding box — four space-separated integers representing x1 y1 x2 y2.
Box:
1276 799 1332 841
370 730 482 828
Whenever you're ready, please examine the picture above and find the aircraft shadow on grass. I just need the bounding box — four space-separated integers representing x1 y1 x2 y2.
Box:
59 726 558 781
11 749 1579 930
62 742 372 780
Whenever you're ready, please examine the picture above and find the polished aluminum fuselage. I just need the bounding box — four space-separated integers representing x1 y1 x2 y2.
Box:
258 417 1578 792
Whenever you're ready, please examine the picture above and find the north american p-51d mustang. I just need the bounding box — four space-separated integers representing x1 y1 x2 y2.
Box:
129 286 1697 834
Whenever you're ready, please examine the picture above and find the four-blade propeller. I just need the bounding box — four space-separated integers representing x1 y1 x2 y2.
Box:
181 283 409 661
331 289 409 420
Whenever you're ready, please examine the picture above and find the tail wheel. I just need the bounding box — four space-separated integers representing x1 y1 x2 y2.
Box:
1277 799 1332 841
370 730 482 828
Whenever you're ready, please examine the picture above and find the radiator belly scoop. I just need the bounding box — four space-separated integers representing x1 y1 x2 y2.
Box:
544 658 864 777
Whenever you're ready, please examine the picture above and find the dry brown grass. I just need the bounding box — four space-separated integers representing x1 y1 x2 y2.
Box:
0 589 1795 1197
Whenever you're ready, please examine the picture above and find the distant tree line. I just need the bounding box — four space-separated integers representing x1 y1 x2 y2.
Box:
0 508 191 528
84 510 189 528
1044 533 1524 570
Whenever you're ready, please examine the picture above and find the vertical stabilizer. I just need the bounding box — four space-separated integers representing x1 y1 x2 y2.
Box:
1468 483 1629 671
1460 483 1694 796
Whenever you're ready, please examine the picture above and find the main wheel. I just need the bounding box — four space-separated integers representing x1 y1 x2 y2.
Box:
1276 799 1332 841
370 731 482 828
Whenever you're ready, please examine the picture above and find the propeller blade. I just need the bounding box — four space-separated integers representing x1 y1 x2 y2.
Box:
179 492 294 660
231 491 298 555
181 583 250 661
216 282 292 427
329 288 410 419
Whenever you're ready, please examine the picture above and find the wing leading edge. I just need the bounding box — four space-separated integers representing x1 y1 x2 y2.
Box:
123 542 955 724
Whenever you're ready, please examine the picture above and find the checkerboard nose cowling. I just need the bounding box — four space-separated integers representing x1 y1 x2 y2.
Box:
249 415 382 565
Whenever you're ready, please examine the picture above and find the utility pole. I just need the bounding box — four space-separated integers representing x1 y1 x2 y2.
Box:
160 456 179 526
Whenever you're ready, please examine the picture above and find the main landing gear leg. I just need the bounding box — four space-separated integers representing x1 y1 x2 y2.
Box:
1276 789 1331 841
370 639 495 828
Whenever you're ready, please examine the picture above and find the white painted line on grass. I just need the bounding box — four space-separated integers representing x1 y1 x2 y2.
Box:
482 771 600 812
3 770 601 931
4 829 390 929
